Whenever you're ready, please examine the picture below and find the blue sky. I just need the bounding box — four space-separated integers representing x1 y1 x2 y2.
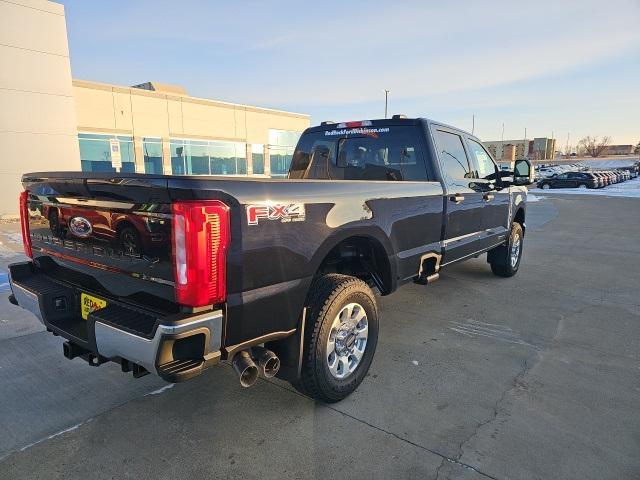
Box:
60 0 640 146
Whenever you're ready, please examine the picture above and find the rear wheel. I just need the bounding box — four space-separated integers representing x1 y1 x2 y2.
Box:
488 222 523 277
118 226 142 256
541 183 551 190
578 184 587 189
48 209 60 235
294 274 378 403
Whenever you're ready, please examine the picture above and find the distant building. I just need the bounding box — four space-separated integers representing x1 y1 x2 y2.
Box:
602 145 634 155
532 138 556 160
483 139 530 161
502 144 516 161
483 137 556 161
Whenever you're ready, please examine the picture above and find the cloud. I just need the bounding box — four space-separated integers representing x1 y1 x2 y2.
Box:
61 0 640 142
198 0 640 106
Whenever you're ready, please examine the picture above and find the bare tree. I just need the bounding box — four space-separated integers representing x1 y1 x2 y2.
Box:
577 136 611 158
634 142 640 155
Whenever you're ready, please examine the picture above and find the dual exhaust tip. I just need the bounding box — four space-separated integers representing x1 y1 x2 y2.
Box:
232 346 280 388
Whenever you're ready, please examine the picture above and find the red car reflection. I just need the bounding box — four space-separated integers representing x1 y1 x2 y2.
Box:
43 205 170 256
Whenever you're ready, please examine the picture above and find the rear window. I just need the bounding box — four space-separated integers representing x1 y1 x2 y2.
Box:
289 126 429 181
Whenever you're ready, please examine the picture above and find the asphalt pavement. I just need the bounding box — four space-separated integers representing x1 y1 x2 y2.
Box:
0 194 638 480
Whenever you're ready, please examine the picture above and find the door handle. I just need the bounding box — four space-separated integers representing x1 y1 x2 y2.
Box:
450 194 465 203
483 193 495 201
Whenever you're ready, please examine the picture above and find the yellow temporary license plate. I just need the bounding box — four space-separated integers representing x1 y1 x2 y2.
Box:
81 293 107 320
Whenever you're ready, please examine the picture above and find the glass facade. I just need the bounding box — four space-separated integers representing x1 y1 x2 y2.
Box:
79 133 135 173
268 129 301 177
143 137 163 174
170 139 247 176
251 144 264 175
77 131 303 177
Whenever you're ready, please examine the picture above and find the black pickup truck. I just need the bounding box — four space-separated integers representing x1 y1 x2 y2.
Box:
9 117 533 402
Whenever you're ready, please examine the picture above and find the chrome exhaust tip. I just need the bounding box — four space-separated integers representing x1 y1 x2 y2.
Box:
252 346 281 378
232 350 259 388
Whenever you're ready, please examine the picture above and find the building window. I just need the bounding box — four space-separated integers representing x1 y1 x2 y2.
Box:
79 133 135 173
170 138 247 176
170 140 186 175
188 141 210 175
143 137 163 174
251 144 264 175
268 129 301 177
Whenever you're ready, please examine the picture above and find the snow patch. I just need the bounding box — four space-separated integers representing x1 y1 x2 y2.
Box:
145 383 175 396
411 360 419 366
3 233 24 244
527 194 546 202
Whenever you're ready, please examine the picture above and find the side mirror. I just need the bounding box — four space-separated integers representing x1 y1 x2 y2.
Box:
513 159 534 186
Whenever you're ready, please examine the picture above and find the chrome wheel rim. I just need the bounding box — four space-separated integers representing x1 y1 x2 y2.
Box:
510 234 521 268
326 303 368 379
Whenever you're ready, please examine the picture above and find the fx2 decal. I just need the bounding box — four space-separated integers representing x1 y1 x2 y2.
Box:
246 203 306 225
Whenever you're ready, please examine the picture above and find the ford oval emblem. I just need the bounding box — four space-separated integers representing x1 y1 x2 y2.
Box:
69 216 93 238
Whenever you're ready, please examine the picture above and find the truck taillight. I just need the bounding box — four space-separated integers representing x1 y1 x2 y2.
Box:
171 200 230 307
336 120 372 128
19 191 32 258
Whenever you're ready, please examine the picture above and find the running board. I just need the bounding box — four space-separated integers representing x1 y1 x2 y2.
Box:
415 253 441 285
415 272 439 285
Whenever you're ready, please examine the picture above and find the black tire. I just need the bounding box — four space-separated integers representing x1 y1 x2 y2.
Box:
294 274 379 403
488 222 524 277
118 226 142 256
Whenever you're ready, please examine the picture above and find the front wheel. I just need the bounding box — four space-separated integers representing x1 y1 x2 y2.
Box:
294 274 378 403
541 183 551 190
488 222 524 277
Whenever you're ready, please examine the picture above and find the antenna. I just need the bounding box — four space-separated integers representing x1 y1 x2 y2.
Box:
384 90 390 119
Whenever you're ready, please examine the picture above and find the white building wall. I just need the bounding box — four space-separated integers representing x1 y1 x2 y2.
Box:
0 0 79 217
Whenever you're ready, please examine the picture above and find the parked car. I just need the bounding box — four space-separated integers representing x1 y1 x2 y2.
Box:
9 117 534 402
537 171 599 189
591 172 608 187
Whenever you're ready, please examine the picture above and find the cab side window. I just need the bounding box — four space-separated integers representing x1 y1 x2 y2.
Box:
432 129 472 189
467 138 499 180
288 135 335 179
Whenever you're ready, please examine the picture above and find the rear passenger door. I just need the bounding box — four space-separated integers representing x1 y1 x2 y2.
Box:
567 173 584 186
464 137 510 250
554 173 570 187
431 127 485 265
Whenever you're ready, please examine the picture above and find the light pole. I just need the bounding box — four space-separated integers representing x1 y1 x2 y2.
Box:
472 114 475 135
384 90 390 119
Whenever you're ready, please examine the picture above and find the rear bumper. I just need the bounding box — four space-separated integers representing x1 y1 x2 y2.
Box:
9 261 222 382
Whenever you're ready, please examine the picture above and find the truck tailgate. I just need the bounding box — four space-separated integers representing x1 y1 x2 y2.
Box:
22 173 177 312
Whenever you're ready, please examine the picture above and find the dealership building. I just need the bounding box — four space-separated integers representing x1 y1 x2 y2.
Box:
0 0 309 216
73 79 309 177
